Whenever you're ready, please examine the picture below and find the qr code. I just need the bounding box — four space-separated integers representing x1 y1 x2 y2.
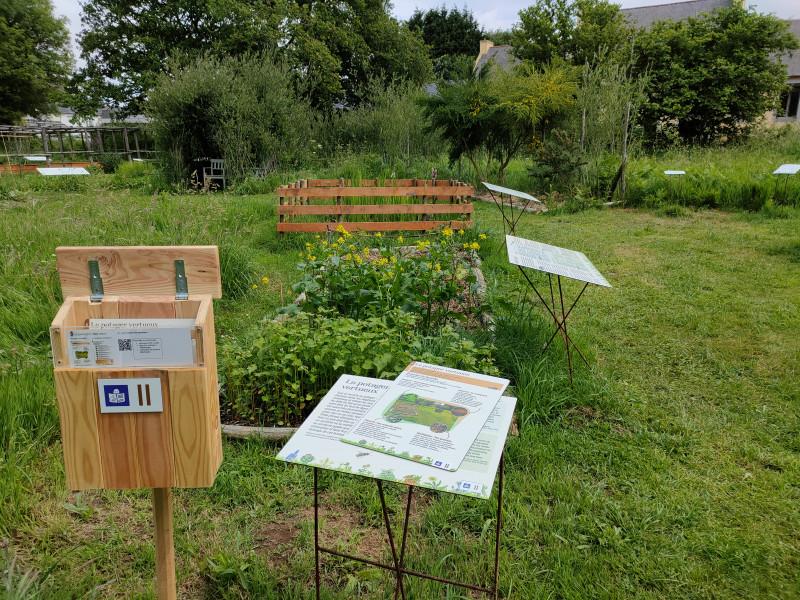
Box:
118 338 132 351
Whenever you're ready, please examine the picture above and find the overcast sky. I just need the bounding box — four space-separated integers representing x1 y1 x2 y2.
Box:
53 0 799 62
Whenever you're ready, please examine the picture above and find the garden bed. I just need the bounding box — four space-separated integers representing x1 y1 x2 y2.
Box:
218 226 497 429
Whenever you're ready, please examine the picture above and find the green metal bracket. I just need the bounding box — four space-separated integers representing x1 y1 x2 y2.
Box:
89 260 104 302
174 259 188 300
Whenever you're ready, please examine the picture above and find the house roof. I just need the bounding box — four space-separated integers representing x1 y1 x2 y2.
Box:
622 0 732 28
785 20 800 80
475 45 520 73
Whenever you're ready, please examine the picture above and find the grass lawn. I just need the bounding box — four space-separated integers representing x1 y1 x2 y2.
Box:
1 183 798 598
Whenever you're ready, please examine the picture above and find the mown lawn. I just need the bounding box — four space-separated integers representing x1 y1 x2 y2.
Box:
1 184 798 598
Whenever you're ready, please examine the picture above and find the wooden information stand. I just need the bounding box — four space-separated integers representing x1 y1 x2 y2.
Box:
49 246 223 599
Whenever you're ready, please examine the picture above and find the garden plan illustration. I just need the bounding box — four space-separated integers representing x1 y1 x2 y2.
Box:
341 362 509 471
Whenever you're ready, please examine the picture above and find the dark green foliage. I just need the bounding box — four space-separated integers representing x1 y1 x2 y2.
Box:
219 310 498 426
634 7 799 144
0 0 72 123
147 54 313 184
407 7 483 59
511 0 633 66
72 0 432 115
95 152 122 174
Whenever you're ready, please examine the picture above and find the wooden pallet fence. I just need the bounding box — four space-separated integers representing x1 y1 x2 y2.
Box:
277 179 474 233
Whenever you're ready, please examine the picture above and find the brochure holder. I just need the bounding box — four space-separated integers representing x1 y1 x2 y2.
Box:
49 246 223 600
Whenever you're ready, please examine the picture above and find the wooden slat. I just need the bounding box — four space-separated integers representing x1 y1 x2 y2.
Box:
96 369 174 489
56 246 222 299
279 185 473 199
169 369 219 487
277 220 472 233
306 178 351 187
54 369 104 490
278 203 474 216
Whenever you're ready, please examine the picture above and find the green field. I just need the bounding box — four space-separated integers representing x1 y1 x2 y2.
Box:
1 180 799 598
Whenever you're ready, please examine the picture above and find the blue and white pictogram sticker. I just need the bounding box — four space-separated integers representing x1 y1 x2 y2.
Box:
97 378 163 413
103 385 130 407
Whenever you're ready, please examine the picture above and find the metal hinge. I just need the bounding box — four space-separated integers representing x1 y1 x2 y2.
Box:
174 259 188 300
88 260 104 302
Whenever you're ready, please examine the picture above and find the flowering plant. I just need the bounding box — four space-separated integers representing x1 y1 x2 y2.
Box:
288 225 486 334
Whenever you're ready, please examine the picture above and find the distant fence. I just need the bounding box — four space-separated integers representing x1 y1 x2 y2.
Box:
276 179 475 233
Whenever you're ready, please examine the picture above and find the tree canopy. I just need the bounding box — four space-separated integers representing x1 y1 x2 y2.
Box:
0 0 72 124
71 0 431 115
407 7 483 59
634 7 799 143
511 0 632 66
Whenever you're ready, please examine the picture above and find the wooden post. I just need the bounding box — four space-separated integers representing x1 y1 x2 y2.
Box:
41 128 50 165
620 102 631 203
336 177 344 223
133 130 141 159
123 127 132 161
300 178 308 206
153 488 177 600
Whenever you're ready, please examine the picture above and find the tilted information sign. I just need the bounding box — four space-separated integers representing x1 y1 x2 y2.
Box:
277 375 515 499
773 164 800 175
506 235 611 288
482 181 541 203
37 167 90 176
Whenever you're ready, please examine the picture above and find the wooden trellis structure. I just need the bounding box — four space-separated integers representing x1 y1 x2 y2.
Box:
277 179 475 233
0 124 155 174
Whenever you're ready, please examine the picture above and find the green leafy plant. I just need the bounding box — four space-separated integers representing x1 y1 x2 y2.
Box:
289 225 487 334
219 309 498 426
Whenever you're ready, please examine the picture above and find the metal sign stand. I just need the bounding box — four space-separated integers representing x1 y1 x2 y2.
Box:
482 182 542 236
516 268 590 384
313 454 505 599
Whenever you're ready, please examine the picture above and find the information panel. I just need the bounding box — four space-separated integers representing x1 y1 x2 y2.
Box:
277 375 515 499
37 167 90 176
506 235 611 287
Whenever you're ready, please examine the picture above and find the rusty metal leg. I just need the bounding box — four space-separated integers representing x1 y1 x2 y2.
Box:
557 276 574 384
494 453 504 600
393 487 414 600
314 468 321 600
376 480 407 600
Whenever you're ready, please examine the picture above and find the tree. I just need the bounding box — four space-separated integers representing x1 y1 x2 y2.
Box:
407 7 483 59
511 0 632 66
635 7 799 144
0 0 72 123
72 0 431 115
421 64 576 181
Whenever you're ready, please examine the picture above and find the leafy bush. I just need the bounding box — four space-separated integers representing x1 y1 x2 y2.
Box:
219 309 498 426
95 152 123 173
148 53 313 184
316 79 439 165
108 161 166 193
290 225 487 334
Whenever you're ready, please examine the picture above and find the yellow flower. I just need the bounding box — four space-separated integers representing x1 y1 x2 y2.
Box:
337 236 345 245
470 242 480 250
390 255 397 264
307 255 316 261
479 233 487 240
462 243 469 249
397 235 404 244
434 263 441 272
335 224 347 235
442 227 453 237
458 229 465 236
354 255 363 265
362 247 370 256
261 276 270 285
343 253 352 261
305 242 313 249
374 232 382 238
251 284 258 289
349 244 357 252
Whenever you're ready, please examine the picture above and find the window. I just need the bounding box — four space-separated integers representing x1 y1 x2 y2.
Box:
780 84 800 119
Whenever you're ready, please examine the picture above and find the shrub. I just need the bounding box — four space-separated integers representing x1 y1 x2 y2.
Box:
148 53 313 185
219 309 498 426
95 152 123 174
